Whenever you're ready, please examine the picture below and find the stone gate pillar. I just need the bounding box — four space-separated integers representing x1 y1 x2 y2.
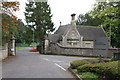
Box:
44 39 49 53
11 36 16 56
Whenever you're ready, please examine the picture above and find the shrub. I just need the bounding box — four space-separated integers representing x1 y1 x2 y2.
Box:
70 59 100 69
77 61 120 79
111 56 115 61
16 43 29 47
70 59 88 69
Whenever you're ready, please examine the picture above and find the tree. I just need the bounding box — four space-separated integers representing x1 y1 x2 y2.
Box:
33 2 54 41
15 19 35 46
16 19 29 44
2 13 18 44
77 1 120 48
24 2 34 26
25 1 54 53
77 13 103 26
1 1 20 44
91 2 120 48
1 1 19 16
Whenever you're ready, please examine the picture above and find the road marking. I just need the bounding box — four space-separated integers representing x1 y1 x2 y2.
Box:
55 63 66 71
53 61 64 63
42 58 50 61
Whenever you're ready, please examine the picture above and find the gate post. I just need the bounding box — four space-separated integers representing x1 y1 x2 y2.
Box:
11 36 16 56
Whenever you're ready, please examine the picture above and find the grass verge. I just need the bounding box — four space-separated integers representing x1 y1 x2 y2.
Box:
16 47 32 49
73 69 78 73
79 72 99 79
72 69 99 80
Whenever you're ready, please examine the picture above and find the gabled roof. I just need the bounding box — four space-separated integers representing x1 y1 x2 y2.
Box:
76 25 106 40
55 24 71 36
48 34 60 43
48 24 107 43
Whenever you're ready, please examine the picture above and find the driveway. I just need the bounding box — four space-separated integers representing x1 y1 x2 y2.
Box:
2 48 91 79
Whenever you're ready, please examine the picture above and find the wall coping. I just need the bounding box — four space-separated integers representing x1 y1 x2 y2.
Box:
108 48 120 50
57 43 93 49
56 43 120 50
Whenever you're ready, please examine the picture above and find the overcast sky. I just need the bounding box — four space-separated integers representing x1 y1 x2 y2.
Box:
15 0 96 30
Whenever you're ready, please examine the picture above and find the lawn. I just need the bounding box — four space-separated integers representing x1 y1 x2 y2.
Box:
16 47 32 49
72 69 99 80
79 72 99 79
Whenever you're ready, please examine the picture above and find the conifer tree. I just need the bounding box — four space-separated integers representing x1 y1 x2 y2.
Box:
25 1 54 53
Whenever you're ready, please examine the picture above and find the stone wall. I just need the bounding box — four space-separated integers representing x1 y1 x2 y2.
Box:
107 48 120 58
0 44 8 61
50 43 120 58
0 49 8 61
50 43 101 57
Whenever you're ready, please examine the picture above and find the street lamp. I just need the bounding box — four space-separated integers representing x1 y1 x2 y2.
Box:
31 28 35 43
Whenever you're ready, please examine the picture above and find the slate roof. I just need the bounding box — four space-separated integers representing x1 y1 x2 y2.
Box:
48 24 107 43
55 24 71 35
48 34 60 43
76 25 106 40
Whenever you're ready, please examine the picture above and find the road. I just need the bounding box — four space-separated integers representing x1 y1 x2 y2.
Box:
2 48 91 79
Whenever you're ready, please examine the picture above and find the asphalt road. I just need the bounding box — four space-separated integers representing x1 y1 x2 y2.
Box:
2 48 91 78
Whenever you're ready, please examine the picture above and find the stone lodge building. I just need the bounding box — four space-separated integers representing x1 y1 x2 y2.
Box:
45 14 109 57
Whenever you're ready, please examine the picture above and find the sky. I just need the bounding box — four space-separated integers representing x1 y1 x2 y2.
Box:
15 0 96 30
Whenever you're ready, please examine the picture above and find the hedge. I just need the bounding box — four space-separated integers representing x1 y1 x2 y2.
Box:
70 58 110 69
77 61 120 79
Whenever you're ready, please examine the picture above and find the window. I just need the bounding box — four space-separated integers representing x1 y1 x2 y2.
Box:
85 43 92 47
67 42 72 45
73 42 77 46
67 39 80 47
67 42 78 47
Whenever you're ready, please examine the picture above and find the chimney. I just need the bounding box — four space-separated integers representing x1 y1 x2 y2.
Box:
71 13 76 26
71 13 76 20
60 21 61 26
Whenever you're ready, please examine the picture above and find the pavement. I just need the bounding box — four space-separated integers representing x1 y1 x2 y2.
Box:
2 48 91 78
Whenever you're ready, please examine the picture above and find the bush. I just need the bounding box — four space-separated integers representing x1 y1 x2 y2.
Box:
77 61 120 79
70 58 110 69
16 43 29 47
70 59 87 69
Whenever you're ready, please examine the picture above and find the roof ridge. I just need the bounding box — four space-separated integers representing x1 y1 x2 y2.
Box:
60 24 70 27
77 25 101 28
